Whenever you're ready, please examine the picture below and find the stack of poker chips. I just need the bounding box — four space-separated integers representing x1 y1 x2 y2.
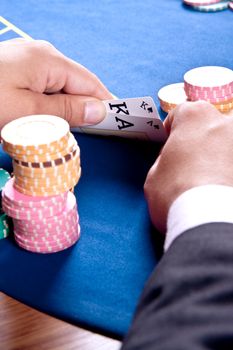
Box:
0 168 11 240
158 66 233 115
183 0 231 12
1 115 81 253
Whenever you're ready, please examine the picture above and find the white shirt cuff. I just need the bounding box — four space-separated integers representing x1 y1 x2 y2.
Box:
164 185 233 251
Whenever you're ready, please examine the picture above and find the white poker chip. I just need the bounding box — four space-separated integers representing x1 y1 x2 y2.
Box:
184 66 233 89
158 83 187 105
1 115 69 148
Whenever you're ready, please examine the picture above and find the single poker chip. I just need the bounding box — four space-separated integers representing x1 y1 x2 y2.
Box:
3 134 70 161
183 0 222 5
3 132 75 157
2 178 68 209
1 115 69 153
192 0 229 11
4 135 76 164
158 83 188 113
8 133 78 163
184 67 233 99
2 131 70 155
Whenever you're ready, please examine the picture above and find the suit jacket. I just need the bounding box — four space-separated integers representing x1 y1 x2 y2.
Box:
121 223 233 350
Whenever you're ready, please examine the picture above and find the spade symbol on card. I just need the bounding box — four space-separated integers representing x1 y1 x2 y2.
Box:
147 107 153 113
147 120 160 129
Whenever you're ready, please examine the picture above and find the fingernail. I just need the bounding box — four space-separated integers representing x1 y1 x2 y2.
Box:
84 101 106 125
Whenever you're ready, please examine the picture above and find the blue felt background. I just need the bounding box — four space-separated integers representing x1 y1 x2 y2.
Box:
0 0 232 338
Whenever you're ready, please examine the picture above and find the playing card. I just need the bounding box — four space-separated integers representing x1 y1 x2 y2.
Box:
71 97 167 142
103 97 160 119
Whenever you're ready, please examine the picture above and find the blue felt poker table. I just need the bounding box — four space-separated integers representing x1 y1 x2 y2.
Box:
0 0 232 339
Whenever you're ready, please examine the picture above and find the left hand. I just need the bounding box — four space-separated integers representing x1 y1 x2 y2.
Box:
0 39 113 130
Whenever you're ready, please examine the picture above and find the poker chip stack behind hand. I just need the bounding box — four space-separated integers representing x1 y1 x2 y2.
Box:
158 66 233 115
1 115 81 254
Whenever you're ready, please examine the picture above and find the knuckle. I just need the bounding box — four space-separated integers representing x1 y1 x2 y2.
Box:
24 40 56 59
192 100 214 111
33 40 55 51
174 100 214 121
88 73 102 96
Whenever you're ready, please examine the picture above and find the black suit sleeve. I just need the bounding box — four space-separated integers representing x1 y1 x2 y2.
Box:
121 223 233 350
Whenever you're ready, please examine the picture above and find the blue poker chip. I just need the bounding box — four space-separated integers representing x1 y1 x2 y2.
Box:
192 0 229 12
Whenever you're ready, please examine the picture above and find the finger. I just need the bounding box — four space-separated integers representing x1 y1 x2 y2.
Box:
41 93 106 127
164 101 222 134
11 89 106 127
163 109 175 135
2 40 114 101
40 43 114 99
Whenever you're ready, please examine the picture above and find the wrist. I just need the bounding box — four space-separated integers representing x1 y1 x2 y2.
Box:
165 184 233 250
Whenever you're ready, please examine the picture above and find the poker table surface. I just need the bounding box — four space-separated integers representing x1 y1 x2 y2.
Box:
0 0 232 339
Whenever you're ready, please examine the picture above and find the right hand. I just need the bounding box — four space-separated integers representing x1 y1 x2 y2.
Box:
144 101 233 233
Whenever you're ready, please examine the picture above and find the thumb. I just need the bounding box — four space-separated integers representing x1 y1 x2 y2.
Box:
37 93 106 127
10 89 106 127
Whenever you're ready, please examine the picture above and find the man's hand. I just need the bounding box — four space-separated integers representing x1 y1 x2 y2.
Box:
144 101 233 233
0 39 113 130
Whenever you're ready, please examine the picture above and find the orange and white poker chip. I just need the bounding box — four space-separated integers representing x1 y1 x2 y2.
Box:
158 82 188 113
1 115 70 153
